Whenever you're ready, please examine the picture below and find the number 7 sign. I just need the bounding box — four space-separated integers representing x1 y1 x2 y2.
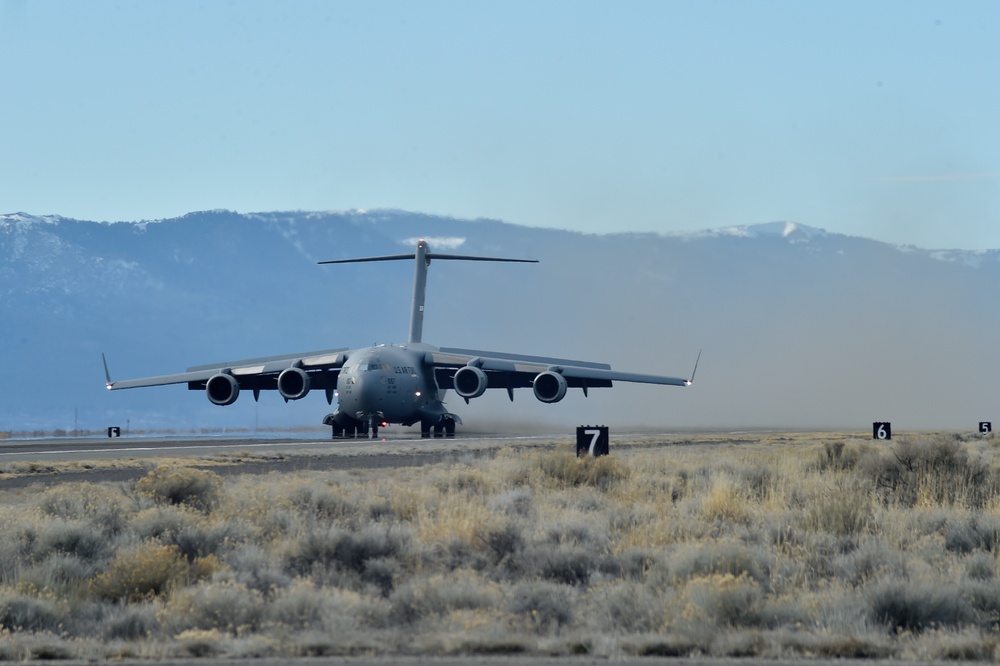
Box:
576 426 610 457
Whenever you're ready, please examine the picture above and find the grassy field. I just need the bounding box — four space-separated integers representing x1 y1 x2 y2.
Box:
0 430 998 661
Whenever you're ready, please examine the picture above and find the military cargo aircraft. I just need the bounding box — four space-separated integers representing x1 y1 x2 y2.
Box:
105 239 697 437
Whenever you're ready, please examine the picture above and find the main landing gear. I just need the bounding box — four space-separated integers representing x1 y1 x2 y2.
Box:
420 417 456 438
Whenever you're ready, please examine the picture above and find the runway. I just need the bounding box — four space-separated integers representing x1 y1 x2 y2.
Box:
0 428 834 490
0 431 574 489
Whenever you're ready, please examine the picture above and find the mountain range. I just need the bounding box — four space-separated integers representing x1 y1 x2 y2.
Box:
3 209 999 434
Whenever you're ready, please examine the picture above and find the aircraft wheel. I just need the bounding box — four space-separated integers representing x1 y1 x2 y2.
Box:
433 423 444 438
445 420 456 437
420 421 432 438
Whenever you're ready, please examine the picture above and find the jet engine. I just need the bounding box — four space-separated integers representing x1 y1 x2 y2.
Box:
532 370 567 403
277 366 311 400
206 373 240 406
453 366 488 399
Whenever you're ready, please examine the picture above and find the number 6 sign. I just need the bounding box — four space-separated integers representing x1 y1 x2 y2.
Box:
873 422 891 440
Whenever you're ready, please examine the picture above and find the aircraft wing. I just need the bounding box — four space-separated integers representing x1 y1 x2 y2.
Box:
105 348 350 392
430 346 693 393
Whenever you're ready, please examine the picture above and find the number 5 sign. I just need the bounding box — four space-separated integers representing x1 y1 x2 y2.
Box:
873 422 892 440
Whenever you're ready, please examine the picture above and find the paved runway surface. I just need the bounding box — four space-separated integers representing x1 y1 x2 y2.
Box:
0 431 573 489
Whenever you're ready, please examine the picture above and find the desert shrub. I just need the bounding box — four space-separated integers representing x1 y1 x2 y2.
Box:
626 635 700 658
434 465 493 495
944 515 1000 554
166 520 253 563
505 543 600 586
699 472 751 524
91 543 190 602
921 629 997 661
129 505 197 541
965 552 996 581
535 546 596 586
536 451 628 491
962 579 1000 628
833 540 905 587
814 441 870 473
32 519 109 562
389 572 499 625
136 467 222 512
0 593 63 632
800 480 873 537
266 580 328 630
19 554 96 594
362 557 401 597
667 543 770 586
285 524 410 580
366 498 396 522
218 545 290 595
542 517 609 548
475 521 525 565
508 581 574 632
102 602 160 640
681 573 764 628
488 489 533 518
265 582 368 634
38 483 130 535
288 482 355 523
869 581 977 633
739 463 778 502
585 581 670 632
165 581 263 635
778 630 896 659
863 437 998 509
616 548 661 581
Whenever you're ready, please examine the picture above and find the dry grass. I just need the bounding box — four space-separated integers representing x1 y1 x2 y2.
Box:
0 431 998 660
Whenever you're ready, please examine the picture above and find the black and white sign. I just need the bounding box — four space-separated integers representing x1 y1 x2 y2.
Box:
107 426 121 438
980 422 992 434
873 422 891 440
576 425 609 457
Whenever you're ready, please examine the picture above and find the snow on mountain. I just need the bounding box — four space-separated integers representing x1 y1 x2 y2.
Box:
717 221 829 241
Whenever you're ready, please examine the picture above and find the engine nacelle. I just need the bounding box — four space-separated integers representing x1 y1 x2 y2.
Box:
453 365 488 399
206 373 240 406
533 370 568 403
277 366 311 400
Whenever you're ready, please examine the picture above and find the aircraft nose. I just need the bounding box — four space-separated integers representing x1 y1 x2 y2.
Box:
355 374 383 404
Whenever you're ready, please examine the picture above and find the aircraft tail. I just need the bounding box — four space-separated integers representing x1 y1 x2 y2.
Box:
318 239 537 343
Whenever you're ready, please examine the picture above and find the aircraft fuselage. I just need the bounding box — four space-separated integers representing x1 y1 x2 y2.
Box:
327 343 458 436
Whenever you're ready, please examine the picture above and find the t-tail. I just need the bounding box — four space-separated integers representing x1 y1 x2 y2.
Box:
318 239 537 343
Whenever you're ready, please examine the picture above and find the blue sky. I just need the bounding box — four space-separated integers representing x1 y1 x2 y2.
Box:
2 1 999 249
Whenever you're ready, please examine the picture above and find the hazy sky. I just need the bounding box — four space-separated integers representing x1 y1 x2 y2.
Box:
3 1 999 249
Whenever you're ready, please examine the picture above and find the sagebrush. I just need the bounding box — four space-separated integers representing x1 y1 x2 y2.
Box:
0 433 998 660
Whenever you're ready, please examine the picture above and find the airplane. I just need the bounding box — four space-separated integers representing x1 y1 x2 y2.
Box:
104 238 698 438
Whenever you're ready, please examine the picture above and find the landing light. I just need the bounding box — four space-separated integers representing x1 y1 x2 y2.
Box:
415 391 421 397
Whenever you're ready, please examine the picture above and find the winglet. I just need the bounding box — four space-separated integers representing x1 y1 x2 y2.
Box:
102 353 114 389
686 349 702 386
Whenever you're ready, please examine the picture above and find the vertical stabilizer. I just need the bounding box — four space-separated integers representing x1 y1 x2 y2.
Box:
409 240 431 343
319 240 537 344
